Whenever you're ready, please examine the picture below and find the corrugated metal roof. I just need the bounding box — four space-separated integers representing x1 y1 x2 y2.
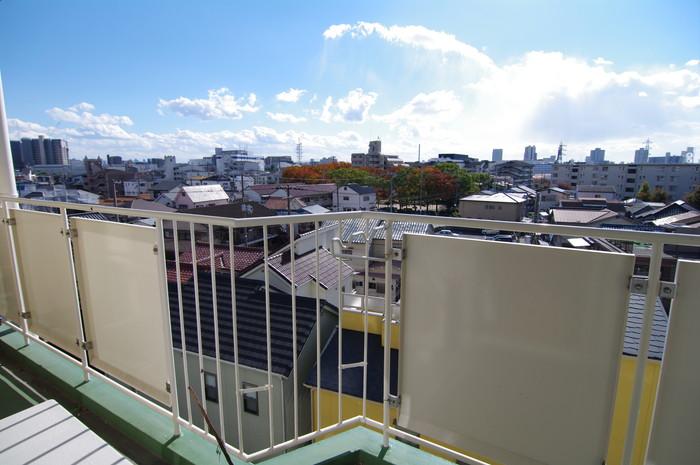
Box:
460 193 527 203
551 208 618 224
181 185 229 203
320 218 432 243
267 247 354 288
624 293 668 360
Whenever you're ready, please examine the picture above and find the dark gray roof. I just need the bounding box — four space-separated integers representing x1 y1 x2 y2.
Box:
67 212 110 221
151 180 182 192
624 293 668 360
344 183 375 195
305 328 398 403
178 200 276 218
169 272 326 376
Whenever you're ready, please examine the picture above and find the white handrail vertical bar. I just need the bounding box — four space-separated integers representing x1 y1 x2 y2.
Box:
190 222 208 431
208 224 226 441
2 201 30 345
59 207 90 382
314 221 321 432
172 222 192 423
228 227 245 453
155 219 181 437
337 220 344 423
289 223 299 440
262 225 275 448
382 220 393 448
622 240 664 465
362 219 370 418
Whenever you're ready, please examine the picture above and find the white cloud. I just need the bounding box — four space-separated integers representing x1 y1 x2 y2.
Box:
158 88 259 120
266 112 307 123
323 24 352 39
593 57 614 66
323 22 494 69
68 102 95 112
678 93 700 108
376 90 462 136
685 59 700 67
276 88 307 103
320 88 378 123
638 91 648 97
8 101 363 160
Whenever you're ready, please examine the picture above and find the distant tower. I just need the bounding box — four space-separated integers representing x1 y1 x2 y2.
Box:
492 148 503 162
524 145 537 161
555 142 566 163
295 140 303 164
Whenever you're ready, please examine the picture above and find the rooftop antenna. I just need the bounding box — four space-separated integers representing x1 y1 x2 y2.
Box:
296 140 303 164
555 141 567 163
644 138 652 154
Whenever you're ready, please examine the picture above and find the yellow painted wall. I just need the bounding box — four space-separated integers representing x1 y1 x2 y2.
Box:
311 348 661 464
606 357 661 465
341 309 399 349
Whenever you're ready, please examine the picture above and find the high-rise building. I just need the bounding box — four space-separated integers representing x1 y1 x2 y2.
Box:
524 145 537 162
634 147 649 164
10 140 23 169
10 136 69 166
681 147 695 163
492 148 503 162
589 148 605 163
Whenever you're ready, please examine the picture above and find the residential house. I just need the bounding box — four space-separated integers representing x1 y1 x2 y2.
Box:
537 187 570 212
550 208 629 226
458 193 527 221
168 272 338 453
576 184 618 200
334 184 376 212
174 185 229 209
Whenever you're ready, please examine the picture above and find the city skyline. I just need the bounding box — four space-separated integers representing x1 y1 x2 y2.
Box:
1 0 699 162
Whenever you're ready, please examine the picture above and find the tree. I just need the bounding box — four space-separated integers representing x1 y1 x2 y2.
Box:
686 185 700 209
636 181 651 201
651 188 668 203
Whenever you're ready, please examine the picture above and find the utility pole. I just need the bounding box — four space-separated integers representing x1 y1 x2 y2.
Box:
286 184 291 216
418 144 423 214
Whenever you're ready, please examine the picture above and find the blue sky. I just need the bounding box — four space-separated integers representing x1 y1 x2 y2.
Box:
1 0 699 162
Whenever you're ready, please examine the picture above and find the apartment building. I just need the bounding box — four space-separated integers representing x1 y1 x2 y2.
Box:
552 163 700 200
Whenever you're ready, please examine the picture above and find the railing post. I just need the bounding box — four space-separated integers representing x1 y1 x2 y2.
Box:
60 207 90 382
155 219 181 437
2 200 30 345
622 240 663 465
382 220 393 447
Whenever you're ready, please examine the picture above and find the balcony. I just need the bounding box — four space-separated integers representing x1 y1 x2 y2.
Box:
0 195 698 465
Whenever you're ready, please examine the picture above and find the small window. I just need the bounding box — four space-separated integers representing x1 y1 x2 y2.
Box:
368 282 377 290
204 372 218 403
352 280 363 288
242 383 259 415
363 195 370 201
343 196 350 201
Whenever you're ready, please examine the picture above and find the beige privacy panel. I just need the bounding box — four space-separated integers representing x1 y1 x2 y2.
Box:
0 206 20 323
11 209 80 357
72 218 170 405
646 260 700 465
398 234 634 465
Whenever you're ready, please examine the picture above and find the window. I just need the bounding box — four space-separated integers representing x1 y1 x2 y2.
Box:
368 282 377 290
363 195 370 201
204 372 218 403
352 280 363 288
625 187 634 193
343 196 350 201
242 383 259 415
626 178 635 183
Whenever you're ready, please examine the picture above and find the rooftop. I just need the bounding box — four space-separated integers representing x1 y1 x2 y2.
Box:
551 208 618 224
267 247 354 289
460 192 527 203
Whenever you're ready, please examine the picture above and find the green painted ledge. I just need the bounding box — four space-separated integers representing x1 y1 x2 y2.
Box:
0 324 241 465
0 324 452 465
259 427 456 465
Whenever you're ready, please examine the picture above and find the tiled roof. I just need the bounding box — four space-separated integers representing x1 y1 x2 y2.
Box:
624 293 668 360
169 274 322 376
267 247 354 288
178 244 264 274
265 197 306 211
305 328 398 403
67 212 110 221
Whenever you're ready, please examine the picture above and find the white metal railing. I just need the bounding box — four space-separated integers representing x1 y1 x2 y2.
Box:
0 194 698 465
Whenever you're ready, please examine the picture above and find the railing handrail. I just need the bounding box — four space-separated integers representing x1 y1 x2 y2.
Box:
1 194 699 247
